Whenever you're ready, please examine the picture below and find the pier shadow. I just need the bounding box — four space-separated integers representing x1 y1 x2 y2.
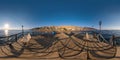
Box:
0 43 25 58
8 44 25 57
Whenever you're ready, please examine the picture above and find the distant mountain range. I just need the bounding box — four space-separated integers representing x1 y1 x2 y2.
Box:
32 26 96 32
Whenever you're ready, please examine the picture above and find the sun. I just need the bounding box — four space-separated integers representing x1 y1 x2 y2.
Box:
4 24 10 30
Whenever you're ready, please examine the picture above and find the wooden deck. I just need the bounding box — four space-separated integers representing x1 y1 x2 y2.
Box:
0 32 119 60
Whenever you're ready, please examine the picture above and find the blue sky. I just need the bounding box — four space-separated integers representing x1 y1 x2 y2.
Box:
0 0 120 29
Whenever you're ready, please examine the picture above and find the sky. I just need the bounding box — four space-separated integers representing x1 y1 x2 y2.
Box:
0 0 120 29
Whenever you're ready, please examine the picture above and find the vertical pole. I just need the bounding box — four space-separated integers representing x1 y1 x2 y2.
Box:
87 50 90 60
112 35 115 46
99 20 102 33
86 32 90 60
87 39 90 60
15 34 18 42
22 25 24 36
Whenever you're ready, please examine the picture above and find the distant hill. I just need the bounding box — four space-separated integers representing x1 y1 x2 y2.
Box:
32 26 96 32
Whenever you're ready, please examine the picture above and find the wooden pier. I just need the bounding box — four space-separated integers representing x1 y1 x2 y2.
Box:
0 31 119 60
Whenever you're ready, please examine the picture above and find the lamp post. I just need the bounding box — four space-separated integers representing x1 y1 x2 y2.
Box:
22 25 24 35
99 20 102 33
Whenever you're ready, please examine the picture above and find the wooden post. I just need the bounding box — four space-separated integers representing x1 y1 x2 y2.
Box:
87 39 90 60
110 35 115 46
87 50 90 60
85 32 91 60
86 33 89 40
15 34 18 42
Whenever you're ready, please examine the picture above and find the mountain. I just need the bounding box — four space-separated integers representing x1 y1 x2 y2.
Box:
32 26 96 32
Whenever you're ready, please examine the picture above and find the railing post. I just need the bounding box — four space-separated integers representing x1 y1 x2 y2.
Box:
87 40 90 60
15 34 18 42
87 50 90 60
110 35 115 46
85 32 91 60
6 36 9 43
112 35 115 46
99 20 102 33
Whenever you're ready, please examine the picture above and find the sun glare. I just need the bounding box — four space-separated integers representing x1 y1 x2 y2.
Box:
4 24 10 30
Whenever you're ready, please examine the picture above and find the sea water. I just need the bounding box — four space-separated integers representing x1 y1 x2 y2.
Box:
1 30 120 38
0 30 29 37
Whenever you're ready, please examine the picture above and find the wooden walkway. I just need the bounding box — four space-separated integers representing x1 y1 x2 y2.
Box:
0 32 119 60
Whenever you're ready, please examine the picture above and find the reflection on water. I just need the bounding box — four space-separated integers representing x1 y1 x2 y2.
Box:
0 30 22 36
4 30 9 36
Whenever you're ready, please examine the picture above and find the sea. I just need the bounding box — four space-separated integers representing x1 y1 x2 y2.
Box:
87 30 120 45
0 30 120 36
99 30 120 36
0 30 120 37
0 30 30 37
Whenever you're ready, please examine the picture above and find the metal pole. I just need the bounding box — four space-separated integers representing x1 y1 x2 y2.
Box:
22 25 24 35
99 20 102 32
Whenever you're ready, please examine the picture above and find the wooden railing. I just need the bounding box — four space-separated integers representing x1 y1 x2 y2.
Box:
0 32 29 57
